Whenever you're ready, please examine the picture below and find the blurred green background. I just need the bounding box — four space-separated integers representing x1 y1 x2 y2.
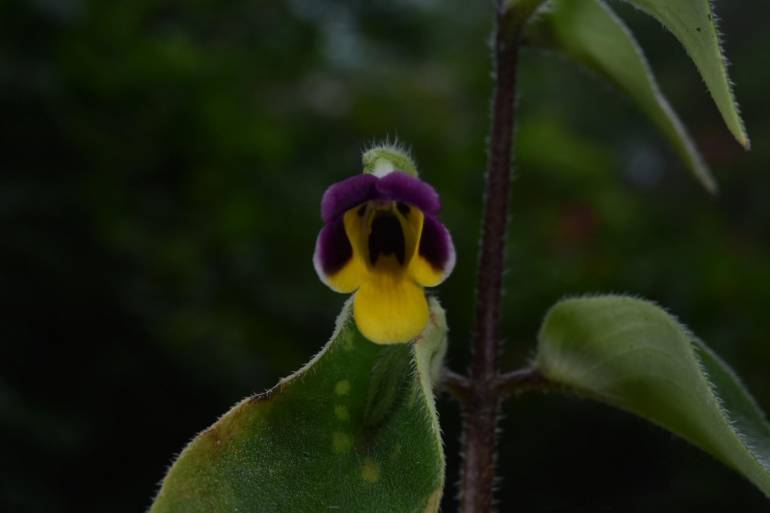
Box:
2 0 769 511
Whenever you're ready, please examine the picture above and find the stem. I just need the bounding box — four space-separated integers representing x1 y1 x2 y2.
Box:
442 369 473 401
459 3 523 512
496 367 551 398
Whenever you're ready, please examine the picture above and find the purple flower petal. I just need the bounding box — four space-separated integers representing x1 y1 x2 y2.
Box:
313 218 352 277
419 214 455 274
321 174 378 223
376 171 441 215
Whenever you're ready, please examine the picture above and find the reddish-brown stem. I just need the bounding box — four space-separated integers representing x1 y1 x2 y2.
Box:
496 367 552 398
442 369 473 401
458 4 522 513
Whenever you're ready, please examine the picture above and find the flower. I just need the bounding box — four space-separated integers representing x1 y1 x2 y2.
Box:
313 156 455 344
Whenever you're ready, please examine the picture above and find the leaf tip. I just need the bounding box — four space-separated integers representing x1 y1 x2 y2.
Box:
738 131 752 151
702 174 719 196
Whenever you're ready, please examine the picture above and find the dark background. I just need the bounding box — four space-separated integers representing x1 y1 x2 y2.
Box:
2 0 769 511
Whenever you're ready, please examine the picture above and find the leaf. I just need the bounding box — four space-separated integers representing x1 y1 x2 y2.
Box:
619 0 749 149
149 298 448 513
535 295 770 497
525 0 717 192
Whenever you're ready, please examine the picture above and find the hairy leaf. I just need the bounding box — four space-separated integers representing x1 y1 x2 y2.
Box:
526 0 716 192
149 298 448 513
536 295 770 497
619 0 749 148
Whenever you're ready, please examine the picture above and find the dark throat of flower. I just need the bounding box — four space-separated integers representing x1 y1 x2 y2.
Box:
368 212 406 266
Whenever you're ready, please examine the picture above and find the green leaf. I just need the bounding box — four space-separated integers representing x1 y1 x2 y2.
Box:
526 0 717 192
619 0 749 149
149 298 448 513
535 295 770 497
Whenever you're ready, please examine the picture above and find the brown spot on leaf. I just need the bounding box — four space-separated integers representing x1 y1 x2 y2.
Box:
201 393 274 449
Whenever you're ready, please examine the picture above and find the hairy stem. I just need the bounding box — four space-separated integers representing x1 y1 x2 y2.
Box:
496 367 552 398
458 4 524 513
443 369 473 401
